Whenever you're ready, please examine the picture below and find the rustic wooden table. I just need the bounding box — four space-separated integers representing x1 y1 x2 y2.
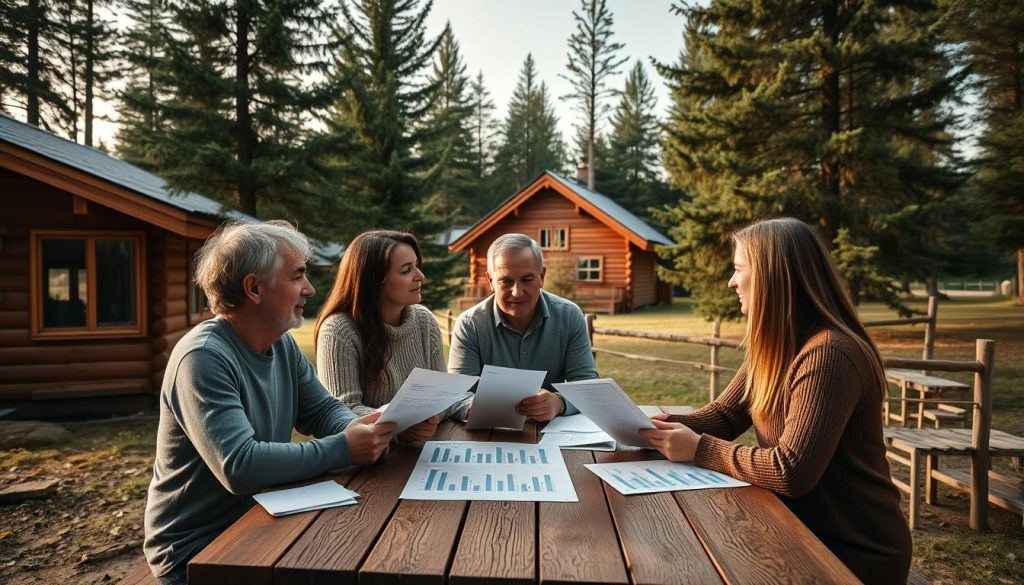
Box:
188 414 858 585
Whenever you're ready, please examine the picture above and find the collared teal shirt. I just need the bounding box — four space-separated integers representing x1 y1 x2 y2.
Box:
448 290 598 416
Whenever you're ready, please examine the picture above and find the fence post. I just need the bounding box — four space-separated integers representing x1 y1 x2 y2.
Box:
923 295 938 362
444 309 453 347
970 338 995 531
586 313 596 360
709 320 721 402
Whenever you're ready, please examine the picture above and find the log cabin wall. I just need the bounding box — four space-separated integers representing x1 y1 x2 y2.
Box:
630 247 658 309
148 232 197 392
0 167 189 415
467 187 629 292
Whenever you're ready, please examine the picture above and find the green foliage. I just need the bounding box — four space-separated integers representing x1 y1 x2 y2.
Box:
493 54 566 191
655 0 965 320
465 70 500 219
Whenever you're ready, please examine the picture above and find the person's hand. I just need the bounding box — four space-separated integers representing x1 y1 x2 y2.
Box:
639 419 701 462
515 389 565 422
344 411 397 465
649 412 670 422
398 415 439 443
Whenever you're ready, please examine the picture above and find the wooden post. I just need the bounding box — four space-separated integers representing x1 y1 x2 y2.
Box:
922 295 938 374
586 313 596 360
970 338 995 531
709 320 721 402
444 309 453 347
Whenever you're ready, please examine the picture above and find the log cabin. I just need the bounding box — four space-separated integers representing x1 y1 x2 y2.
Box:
0 114 334 419
448 171 673 314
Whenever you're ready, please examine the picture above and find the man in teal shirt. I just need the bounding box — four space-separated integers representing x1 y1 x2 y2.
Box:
448 233 598 421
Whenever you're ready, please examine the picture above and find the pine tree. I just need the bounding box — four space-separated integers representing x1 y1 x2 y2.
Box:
655 1 963 320
52 0 114 144
494 54 565 193
136 0 338 236
602 60 670 220
2 0 73 132
466 70 499 218
327 0 460 307
946 0 1024 303
562 0 626 189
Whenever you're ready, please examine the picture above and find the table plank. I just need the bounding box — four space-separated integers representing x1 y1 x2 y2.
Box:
594 450 722 585
358 422 491 585
540 449 628 585
273 441 421 584
449 426 538 585
675 487 859 585
188 471 357 585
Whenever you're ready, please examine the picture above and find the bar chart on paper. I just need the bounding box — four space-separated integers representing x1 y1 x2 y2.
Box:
401 441 578 502
585 460 749 495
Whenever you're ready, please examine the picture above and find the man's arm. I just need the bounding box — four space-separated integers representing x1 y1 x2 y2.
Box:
170 350 352 495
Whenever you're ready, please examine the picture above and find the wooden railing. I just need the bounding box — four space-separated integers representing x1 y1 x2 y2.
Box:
863 295 938 362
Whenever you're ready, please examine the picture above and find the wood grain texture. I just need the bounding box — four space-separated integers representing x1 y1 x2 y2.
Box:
594 450 722 585
675 487 859 585
539 449 628 584
449 426 537 585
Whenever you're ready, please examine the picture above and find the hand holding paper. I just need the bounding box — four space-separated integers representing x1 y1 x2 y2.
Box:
466 365 546 430
376 368 478 433
551 379 655 447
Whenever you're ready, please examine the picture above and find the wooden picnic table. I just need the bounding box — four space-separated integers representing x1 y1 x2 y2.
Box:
885 368 970 428
188 412 858 585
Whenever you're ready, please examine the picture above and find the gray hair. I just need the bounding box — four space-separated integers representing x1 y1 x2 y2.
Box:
487 233 545 273
194 220 312 314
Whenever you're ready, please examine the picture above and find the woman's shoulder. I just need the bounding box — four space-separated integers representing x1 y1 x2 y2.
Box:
407 304 439 327
799 326 871 368
317 312 360 340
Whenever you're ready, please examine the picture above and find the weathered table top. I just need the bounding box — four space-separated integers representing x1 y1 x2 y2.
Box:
189 413 858 585
885 368 969 390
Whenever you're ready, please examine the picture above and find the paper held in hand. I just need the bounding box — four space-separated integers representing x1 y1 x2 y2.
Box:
252 480 360 517
376 368 478 433
466 365 546 430
551 379 655 448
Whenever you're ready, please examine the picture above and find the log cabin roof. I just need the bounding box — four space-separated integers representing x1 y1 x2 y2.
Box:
449 171 672 253
0 114 340 264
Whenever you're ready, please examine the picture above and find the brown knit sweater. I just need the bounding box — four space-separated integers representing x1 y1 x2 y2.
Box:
671 327 911 584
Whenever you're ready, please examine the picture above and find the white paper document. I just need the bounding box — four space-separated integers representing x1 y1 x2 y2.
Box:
551 379 656 447
400 441 578 502
465 365 547 430
539 431 616 451
540 413 603 434
252 480 360 517
585 460 749 495
376 368 478 433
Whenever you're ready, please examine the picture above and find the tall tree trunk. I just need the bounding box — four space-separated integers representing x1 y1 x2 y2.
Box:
235 4 256 216
84 0 94 146
1018 248 1024 305
818 1 842 244
26 0 40 126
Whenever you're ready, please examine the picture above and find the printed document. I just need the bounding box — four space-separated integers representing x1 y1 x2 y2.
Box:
552 379 655 447
252 480 359 517
539 430 616 451
465 365 546 430
585 460 748 495
376 368 478 433
400 441 578 502
540 413 602 434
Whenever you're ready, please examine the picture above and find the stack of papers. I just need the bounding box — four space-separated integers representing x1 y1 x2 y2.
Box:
551 379 656 447
585 460 749 495
539 414 616 451
252 480 360 517
466 365 547 430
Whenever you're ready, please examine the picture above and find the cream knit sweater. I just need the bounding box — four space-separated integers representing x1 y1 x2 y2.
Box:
316 304 447 416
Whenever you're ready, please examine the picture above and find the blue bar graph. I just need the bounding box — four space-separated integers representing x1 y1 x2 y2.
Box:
476 453 483 463
462 476 469 491
465 448 471 462
507 474 514 492
544 475 553 491
442 448 451 463
431 448 439 463
498 480 504 491
486 474 492 491
437 472 448 491
425 468 437 490
539 449 548 464
533 477 541 491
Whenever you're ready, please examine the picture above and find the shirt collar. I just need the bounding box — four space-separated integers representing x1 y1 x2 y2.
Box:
491 290 551 332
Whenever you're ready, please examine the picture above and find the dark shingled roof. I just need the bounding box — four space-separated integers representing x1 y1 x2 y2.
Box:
546 171 672 246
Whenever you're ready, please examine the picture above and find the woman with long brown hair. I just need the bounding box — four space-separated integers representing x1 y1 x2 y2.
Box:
315 230 449 443
640 218 912 583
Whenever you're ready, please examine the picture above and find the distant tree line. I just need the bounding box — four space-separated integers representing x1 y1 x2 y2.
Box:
1 0 1020 310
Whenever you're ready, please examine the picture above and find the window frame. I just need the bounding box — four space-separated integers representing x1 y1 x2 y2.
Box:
538 226 570 250
186 240 214 325
552 227 569 250
29 230 147 340
576 256 604 283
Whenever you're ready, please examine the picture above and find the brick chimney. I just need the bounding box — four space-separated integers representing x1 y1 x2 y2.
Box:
576 161 589 185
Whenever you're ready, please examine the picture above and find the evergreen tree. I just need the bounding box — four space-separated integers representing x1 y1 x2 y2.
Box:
655 1 963 320
137 0 338 236
2 0 73 132
562 0 626 189
53 0 114 144
466 70 499 218
603 60 671 220
946 0 1024 303
494 54 565 193
79 0 115 146
327 0 460 307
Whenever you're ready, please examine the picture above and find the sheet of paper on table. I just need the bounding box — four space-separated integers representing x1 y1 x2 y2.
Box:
551 379 656 447
400 441 578 502
540 413 603 434
585 460 749 495
539 430 616 451
465 365 546 430
252 480 360 517
376 368 478 433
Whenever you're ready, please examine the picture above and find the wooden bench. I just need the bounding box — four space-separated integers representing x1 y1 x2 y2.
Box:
921 404 966 428
117 559 157 585
931 467 1024 528
885 368 969 428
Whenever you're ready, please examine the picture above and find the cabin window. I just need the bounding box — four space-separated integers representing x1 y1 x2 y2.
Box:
187 240 212 324
31 231 146 339
538 227 569 250
577 257 603 282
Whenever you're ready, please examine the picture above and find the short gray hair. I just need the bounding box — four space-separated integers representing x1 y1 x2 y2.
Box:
194 220 312 314
487 233 544 273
